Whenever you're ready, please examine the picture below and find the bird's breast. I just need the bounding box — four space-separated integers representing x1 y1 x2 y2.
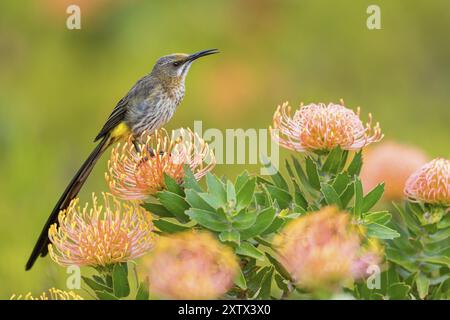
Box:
126 85 185 137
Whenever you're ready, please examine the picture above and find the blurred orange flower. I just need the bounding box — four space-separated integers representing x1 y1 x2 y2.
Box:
106 129 215 200
48 193 155 267
404 158 450 206
145 231 238 300
271 102 382 152
274 206 382 291
361 141 429 201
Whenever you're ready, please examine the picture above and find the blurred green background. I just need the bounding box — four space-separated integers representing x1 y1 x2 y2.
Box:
0 0 449 298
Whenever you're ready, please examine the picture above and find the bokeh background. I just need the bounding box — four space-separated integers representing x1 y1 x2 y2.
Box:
0 0 449 298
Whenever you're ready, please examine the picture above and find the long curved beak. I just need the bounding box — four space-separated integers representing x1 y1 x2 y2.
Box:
185 49 219 63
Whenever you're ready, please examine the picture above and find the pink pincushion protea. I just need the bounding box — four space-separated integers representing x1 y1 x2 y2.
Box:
271 101 383 152
106 128 215 201
48 193 155 267
404 158 450 206
145 231 238 300
274 206 382 291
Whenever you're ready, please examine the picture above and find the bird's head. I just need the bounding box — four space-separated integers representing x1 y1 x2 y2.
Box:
151 49 219 83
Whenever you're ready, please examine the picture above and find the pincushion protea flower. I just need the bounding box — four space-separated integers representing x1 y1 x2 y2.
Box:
10 288 83 300
351 238 383 279
274 206 381 291
48 193 155 267
145 231 238 299
106 128 215 200
404 158 450 206
361 141 428 201
271 101 383 152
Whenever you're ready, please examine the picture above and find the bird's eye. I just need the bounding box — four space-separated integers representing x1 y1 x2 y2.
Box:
172 61 180 67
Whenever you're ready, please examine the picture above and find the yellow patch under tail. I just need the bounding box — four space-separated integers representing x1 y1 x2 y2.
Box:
110 122 131 140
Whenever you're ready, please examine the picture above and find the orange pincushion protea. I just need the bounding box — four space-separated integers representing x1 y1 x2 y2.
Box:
271 101 382 152
404 158 450 206
145 231 238 299
106 128 215 200
48 193 155 267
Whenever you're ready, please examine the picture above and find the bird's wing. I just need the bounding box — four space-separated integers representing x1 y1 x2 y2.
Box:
94 97 128 142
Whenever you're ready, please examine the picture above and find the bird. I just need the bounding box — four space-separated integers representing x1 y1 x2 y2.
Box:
26 48 219 270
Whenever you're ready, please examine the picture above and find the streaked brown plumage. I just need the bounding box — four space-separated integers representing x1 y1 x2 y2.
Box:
26 49 219 270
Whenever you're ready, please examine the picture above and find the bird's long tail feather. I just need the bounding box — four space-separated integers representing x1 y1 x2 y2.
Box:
25 135 112 270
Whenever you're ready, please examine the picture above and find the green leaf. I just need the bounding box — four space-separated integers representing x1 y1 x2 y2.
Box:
418 254 450 266
186 208 229 231
82 276 112 293
386 247 419 273
135 279 149 300
388 282 411 300
232 211 257 230
332 173 351 195
393 202 420 234
206 173 227 205
437 214 450 229
234 268 247 290
305 157 321 190
364 211 391 225
236 178 256 211
219 230 240 244
240 207 276 240
291 156 310 188
425 227 450 243
235 171 250 192
321 183 343 209
182 166 202 192
95 290 119 300
270 170 289 191
338 150 349 171
185 189 215 211
322 146 343 174
362 183 385 213
248 267 271 295
226 180 237 204
416 273 430 300
197 192 223 210
236 242 265 261
292 180 308 209
265 252 292 281
262 217 286 235
274 273 289 292
265 184 292 209
112 263 130 298
153 219 189 233
257 267 274 299
347 151 363 176
157 191 190 223
353 178 363 217
163 173 184 196
340 182 355 208
141 202 173 218
367 223 400 239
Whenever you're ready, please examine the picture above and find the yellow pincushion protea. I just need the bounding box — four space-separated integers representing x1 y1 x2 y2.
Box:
404 158 450 206
106 128 215 200
271 101 382 152
48 193 156 267
11 288 83 300
145 231 238 300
